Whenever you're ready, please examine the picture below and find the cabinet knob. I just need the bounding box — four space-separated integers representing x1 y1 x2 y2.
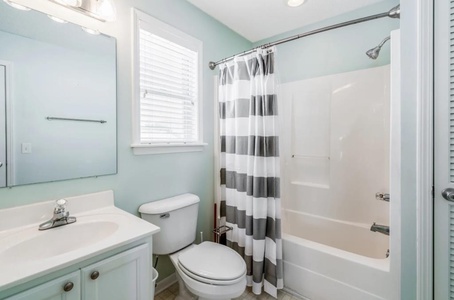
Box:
63 282 74 292
90 271 100 280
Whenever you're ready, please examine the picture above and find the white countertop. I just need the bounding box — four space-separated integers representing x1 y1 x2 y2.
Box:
0 190 160 292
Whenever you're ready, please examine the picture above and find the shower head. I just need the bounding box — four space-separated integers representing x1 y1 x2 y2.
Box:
366 36 390 60
387 4 400 19
366 46 381 60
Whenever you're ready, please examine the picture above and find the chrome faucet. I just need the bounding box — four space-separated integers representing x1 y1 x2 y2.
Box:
39 199 76 230
370 223 389 236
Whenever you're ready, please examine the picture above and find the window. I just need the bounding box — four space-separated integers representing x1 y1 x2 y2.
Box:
132 9 205 155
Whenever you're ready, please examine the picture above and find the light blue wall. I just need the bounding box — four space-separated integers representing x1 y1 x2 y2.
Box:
253 0 400 83
0 0 251 280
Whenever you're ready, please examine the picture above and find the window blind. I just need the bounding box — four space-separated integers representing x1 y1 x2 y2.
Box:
139 28 199 144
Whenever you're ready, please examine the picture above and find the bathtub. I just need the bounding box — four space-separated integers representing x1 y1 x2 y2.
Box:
282 209 392 300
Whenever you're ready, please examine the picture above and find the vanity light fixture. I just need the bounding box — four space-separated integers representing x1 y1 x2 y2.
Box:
49 0 116 22
287 0 306 7
3 0 31 11
53 0 81 7
48 14 68 23
95 0 116 22
82 27 100 35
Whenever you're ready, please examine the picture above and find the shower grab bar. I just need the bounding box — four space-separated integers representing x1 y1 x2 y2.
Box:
46 117 107 124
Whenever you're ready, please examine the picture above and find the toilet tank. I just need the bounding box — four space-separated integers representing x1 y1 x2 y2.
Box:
139 193 200 255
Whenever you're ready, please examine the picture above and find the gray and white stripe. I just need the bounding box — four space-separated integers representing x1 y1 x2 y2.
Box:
217 47 283 298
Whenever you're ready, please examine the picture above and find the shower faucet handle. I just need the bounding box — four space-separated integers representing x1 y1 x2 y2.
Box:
375 192 390 202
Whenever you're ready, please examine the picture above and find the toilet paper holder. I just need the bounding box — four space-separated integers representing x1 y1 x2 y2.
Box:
213 225 232 243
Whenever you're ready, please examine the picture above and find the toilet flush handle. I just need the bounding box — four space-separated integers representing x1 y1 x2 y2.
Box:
160 213 170 219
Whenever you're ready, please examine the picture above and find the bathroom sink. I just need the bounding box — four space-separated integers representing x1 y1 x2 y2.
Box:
0 191 160 292
0 219 119 264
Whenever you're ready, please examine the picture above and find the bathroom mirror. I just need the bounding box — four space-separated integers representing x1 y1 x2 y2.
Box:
0 2 117 187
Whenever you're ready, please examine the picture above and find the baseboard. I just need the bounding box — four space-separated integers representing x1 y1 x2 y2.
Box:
283 287 311 300
155 273 177 295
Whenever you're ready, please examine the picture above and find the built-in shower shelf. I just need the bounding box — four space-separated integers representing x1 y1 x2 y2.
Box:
291 154 330 160
290 181 330 189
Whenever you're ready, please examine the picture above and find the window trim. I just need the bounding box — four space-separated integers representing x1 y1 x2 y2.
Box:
131 8 205 155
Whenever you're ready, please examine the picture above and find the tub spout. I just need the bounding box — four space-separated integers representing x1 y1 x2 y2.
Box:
370 223 389 236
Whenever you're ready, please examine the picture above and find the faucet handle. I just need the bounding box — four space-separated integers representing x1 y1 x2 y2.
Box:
375 192 390 202
56 199 67 207
54 199 67 214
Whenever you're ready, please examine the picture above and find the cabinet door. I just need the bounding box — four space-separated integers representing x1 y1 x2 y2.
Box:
5 271 80 300
81 244 150 300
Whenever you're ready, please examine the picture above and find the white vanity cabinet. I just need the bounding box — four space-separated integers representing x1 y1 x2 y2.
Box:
5 271 81 300
81 244 150 300
4 244 151 300
0 191 160 300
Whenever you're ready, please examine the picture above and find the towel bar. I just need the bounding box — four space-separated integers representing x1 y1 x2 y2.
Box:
46 117 107 124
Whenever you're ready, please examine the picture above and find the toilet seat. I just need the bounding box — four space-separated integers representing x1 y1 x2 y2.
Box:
177 242 246 285
170 243 247 299
178 261 246 285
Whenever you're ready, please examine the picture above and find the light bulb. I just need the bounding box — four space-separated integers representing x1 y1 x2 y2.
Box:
82 27 100 35
3 0 31 11
287 0 306 7
53 0 81 7
96 0 116 22
48 15 68 23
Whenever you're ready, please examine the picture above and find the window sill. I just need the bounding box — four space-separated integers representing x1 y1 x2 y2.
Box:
131 143 207 155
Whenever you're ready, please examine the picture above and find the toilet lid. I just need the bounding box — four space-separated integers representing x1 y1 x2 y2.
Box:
178 242 246 281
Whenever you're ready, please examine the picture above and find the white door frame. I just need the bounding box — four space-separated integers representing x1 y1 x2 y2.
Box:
413 0 434 299
0 60 13 187
0 64 6 188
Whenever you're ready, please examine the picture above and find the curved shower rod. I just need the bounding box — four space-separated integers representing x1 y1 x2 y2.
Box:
208 4 400 70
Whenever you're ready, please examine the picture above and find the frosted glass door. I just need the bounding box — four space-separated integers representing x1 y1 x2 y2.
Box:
0 65 5 188
434 0 454 298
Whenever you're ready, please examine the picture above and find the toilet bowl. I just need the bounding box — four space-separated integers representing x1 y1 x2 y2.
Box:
138 194 247 300
169 242 246 300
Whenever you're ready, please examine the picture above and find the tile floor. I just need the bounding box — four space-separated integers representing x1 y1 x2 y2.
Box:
155 282 304 300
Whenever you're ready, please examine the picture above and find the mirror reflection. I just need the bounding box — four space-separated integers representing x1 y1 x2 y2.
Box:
0 2 117 187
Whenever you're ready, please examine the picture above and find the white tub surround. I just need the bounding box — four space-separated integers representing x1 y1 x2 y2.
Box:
279 65 390 225
0 190 160 293
278 64 397 299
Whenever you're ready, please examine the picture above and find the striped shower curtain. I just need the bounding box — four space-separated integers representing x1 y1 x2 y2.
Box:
218 48 283 297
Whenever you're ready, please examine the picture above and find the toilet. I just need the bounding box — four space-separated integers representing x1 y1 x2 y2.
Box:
139 194 247 300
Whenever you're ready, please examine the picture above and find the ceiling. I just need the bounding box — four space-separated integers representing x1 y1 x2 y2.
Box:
186 0 388 42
